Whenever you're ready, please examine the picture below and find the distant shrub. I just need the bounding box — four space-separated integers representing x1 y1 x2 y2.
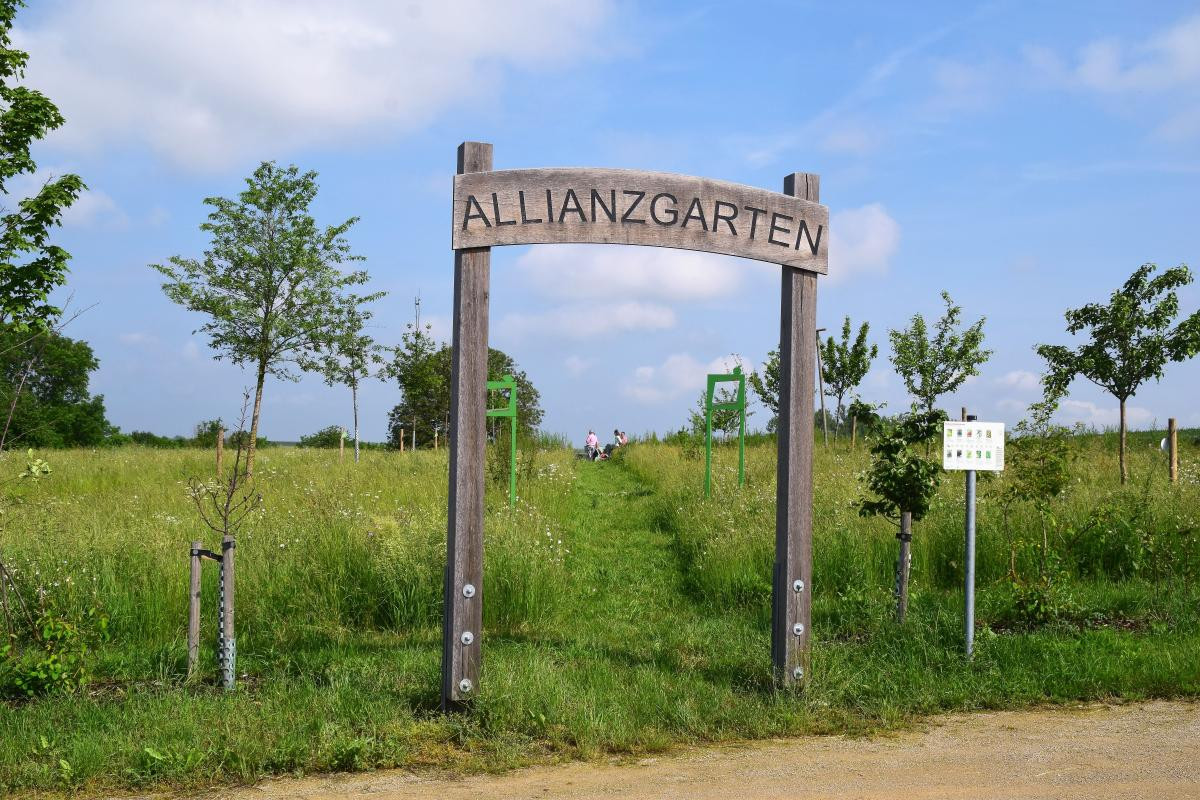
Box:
298 425 344 448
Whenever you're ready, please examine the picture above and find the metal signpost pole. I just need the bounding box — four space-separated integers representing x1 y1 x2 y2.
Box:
964 413 977 659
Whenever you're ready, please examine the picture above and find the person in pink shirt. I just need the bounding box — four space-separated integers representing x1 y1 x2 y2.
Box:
585 430 599 460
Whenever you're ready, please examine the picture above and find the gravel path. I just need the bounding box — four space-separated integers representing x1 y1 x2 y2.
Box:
184 701 1197 800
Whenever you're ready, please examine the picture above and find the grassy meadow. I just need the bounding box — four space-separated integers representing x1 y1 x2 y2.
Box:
1 431 1198 795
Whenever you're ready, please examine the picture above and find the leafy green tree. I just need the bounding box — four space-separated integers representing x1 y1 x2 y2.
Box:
316 307 382 462
1036 263 1200 484
889 291 992 415
384 328 543 449
687 385 749 439
820 316 877 433
856 408 945 622
0 325 109 448
747 348 780 432
152 162 383 473
298 425 345 448
192 419 224 448
999 394 1077 626
0 0 84 332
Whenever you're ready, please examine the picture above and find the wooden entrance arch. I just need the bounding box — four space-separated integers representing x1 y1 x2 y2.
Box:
443 142 828 708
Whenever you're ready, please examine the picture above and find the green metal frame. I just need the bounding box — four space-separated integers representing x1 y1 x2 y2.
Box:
704 365 746 497
486 374 518 506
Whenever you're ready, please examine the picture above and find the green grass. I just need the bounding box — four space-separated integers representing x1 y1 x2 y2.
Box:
1 435 1198 796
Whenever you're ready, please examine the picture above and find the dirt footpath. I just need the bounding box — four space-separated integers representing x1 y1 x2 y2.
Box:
200 701 1197 800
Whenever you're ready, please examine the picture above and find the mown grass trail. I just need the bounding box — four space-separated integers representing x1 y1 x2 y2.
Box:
563 461 688 639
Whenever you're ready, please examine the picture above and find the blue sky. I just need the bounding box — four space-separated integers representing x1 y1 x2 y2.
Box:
14 0 1200 441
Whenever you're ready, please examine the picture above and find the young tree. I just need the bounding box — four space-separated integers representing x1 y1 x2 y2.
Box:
152 162 384 473
0 0 84 332
856 408 945 623
889 291 992 415
820 316 877 434
748 348 780 432
316 308 382 463
1036 263 1200 483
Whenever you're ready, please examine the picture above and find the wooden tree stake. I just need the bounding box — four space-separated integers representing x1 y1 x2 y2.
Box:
187 540 201 677
1169 417 1178 483
216 426 224 476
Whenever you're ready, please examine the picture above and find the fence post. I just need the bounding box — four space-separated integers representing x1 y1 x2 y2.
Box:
187 541 201 677
339 427 345 462
216 426 224 476
220 535 236 690
1169 417 1178 484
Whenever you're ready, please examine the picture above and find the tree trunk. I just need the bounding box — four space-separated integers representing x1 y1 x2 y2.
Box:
896 511 912 624
247 362 267 476
353 383 360 463
1119 397 1128 484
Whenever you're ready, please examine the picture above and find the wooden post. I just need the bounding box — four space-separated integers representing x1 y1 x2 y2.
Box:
443 141 492 709
850 415 857 448
771 172 818 687
220 535 236 690
1169 417 1178 484
815 328 828 447
215 426 224 476
896 511 912 623
399 426 404 453
187 540 201 677
339 426 345 462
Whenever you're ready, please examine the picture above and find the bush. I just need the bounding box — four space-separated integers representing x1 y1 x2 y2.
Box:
298 425 344 448
0 607 108 699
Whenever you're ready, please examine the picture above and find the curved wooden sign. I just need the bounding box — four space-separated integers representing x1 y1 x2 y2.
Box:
452 167 828 273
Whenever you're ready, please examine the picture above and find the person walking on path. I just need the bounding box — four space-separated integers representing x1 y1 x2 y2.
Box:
585 430 599 461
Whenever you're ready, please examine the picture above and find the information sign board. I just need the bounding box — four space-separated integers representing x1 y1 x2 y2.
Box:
943 421 1004 471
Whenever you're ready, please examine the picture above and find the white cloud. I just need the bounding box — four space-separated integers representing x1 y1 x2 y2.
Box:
827 204 900 284
1024 15 1200 141
497 301 675 340
14 1 610 169
62 187 128 229
564 355 592 376
865 367 892 391
1056 399 1153 428
819 123 880 156
996 370 1040 392
516 244 754 303
624 353 742 405
3 167 126 229
119 332 158 346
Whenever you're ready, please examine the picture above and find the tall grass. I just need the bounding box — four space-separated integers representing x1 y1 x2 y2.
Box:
0 433 1197 795
625 431 1200 627
0 446 577 681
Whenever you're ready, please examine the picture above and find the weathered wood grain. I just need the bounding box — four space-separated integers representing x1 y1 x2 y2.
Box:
772 172 818 687
188 540 201 677
453 168 828 273
442 141 492 709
